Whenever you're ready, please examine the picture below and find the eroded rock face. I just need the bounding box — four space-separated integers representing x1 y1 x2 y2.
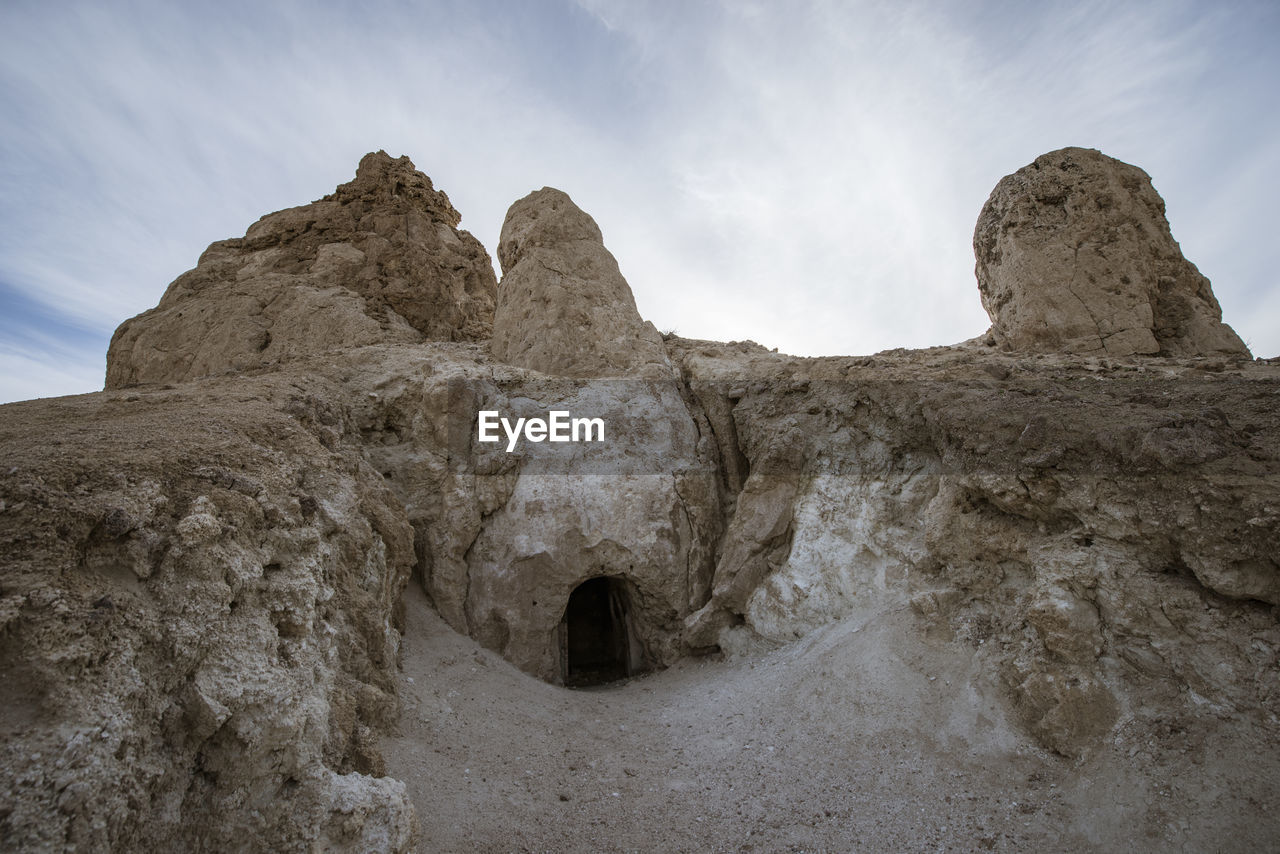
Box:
105 151 496 388
491 188 671 378
670 339 1280 759
0 377 415 852
974 147 1250 358
4 148 1278 849
344 357 723 685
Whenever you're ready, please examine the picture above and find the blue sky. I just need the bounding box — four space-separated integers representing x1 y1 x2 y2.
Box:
1 0 1277 403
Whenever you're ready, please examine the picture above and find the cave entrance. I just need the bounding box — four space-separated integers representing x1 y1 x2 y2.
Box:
559 576 643 687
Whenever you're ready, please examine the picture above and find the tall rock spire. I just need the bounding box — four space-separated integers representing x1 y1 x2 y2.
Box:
491 187 671 378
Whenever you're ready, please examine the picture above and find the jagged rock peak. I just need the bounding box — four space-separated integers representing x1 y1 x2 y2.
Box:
974 146 1250 358
491 187 672 379
326 150 462 228
105 151 497 389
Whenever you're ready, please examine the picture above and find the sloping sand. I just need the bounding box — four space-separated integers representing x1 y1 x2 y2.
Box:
386 584 1278 853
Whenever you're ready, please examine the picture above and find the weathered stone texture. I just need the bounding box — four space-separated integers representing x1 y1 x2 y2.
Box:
974 147 1250 357
0 378 415 852
491 188 672 378
668 338 1280 758
105 151 496 388
3 148 1277 850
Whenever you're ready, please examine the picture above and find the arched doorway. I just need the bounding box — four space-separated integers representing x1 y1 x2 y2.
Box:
559 576 644 687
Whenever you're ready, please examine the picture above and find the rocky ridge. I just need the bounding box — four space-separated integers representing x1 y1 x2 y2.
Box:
2 149 1277 851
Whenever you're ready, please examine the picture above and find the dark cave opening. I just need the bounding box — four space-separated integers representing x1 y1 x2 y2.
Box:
560 576 642 688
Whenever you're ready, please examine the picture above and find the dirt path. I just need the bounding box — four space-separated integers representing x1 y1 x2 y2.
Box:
384 584 1275 853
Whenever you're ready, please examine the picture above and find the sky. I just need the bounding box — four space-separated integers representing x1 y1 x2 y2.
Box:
1 0 1277 403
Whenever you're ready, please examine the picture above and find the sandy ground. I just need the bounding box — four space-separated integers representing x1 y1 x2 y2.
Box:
385 584 1278 853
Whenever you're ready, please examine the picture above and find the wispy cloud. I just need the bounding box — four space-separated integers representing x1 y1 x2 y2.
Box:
0 279 106 400
1 0 1276 404
574 0 1280 354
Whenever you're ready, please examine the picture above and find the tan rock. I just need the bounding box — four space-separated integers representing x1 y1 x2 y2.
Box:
491 188 671 378
0 376 415 851
348 359 722 684
1026 584 1104 664
105 151 496 388
1009 669 1119 758
5 148 1280 849
664 334 1280 762
974 147 1250 357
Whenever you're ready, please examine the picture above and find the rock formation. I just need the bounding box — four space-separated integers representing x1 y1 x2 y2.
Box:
3 149 1278 851
0 378 415 851
672 342 1279 759
975 146 1250 357
491 188 671 378
369 366 723 684
106 151 496 388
